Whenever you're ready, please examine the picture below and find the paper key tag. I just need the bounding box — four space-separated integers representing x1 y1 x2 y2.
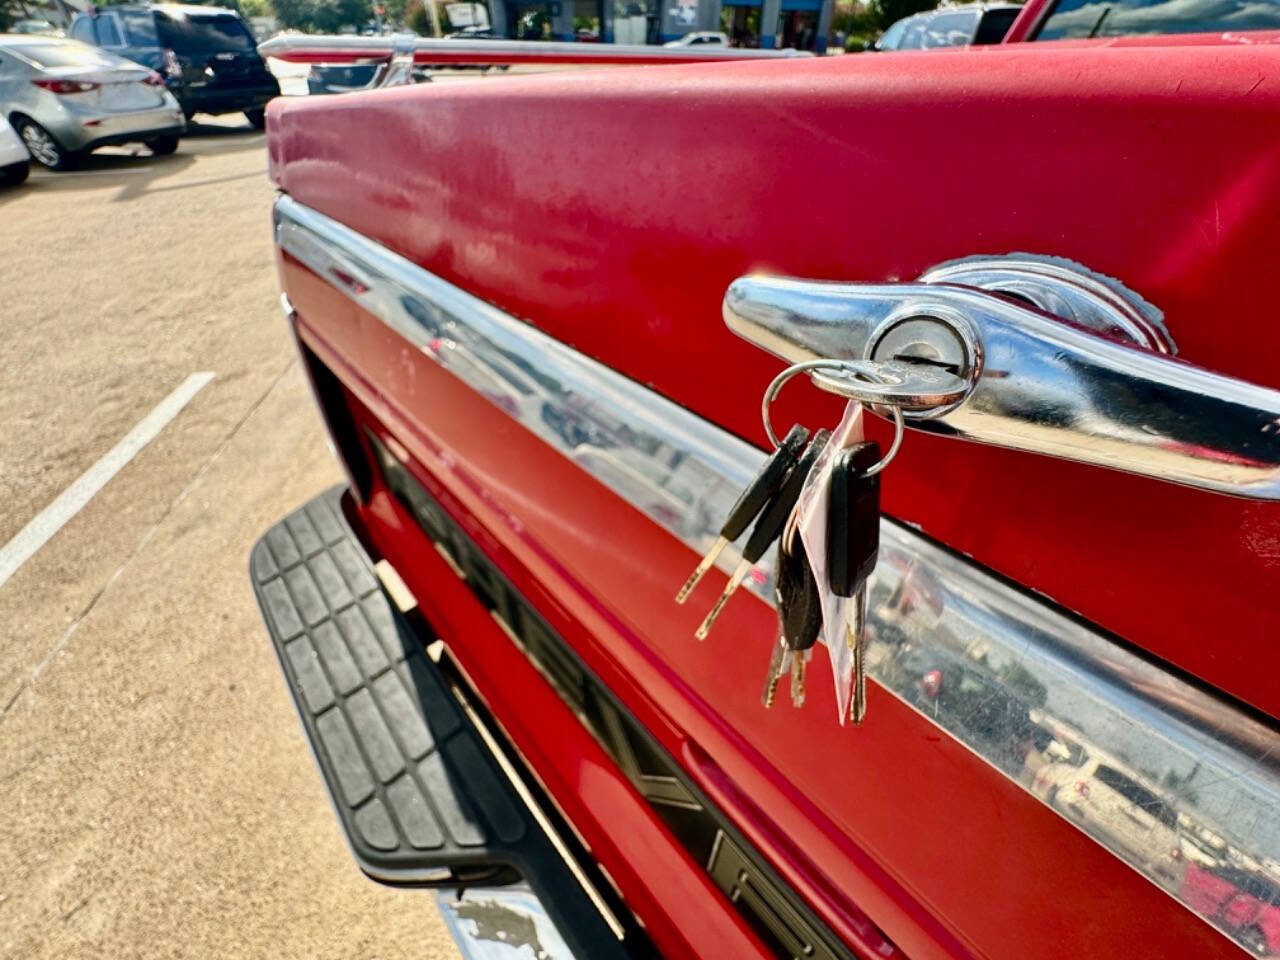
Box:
792 402 865 725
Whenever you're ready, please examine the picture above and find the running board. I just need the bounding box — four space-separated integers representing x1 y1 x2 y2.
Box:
250 487 631 958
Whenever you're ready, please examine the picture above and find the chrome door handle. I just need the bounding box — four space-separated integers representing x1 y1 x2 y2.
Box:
724 258 1280 500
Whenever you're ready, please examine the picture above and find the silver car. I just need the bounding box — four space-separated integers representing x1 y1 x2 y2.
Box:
0 36 185 170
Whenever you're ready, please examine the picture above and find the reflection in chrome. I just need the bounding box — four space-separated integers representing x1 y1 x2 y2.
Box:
258 33 812 64
276 196 1280 956
724 273 1280 500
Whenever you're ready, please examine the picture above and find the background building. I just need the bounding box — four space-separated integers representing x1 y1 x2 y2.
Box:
488 0 832 49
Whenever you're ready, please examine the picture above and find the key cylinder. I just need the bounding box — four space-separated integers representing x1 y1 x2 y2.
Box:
868 314 975 380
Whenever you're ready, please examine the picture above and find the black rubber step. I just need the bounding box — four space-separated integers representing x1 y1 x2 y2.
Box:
250 487 630 958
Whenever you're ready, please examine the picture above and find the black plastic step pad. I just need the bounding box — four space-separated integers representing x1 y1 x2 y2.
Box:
252 490 533 883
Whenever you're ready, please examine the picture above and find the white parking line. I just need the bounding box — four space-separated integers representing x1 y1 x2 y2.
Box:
0 372 215 590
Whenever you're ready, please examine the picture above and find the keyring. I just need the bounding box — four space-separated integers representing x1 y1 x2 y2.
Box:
761 359 906 477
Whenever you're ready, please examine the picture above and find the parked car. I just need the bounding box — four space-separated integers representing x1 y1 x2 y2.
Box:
1181 863 1280 958
1013 0 1280 39
1035 750 1184 884
663 30 730 47
0 36 184 169
68 4 279 126
9 18 61 36
254 5 1280 959
874 3 1022 49
0 114 29 185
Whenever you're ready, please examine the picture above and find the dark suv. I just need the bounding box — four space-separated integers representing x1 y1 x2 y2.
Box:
68 3 278 127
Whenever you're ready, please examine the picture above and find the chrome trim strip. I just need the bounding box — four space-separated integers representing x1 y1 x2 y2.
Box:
276 195 1280 956
258 34 812 64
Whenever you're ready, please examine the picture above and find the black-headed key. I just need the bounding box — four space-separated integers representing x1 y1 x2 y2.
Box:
676 424 810 604
763 533 824 708
828 442 881 724
695 429 830 641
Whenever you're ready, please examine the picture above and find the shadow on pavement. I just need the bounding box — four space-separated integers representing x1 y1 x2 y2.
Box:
0 152 194 208
0 119 269 207
184 117 263 139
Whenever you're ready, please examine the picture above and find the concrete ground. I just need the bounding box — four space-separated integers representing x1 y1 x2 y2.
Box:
0 115 462 959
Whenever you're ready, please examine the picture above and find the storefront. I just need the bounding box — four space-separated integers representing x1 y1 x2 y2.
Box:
490 0 611 40
721 0 832 49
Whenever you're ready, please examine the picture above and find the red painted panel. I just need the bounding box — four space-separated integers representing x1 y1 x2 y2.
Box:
353 485 775 960
269 46 1280 725
285 267 1239 958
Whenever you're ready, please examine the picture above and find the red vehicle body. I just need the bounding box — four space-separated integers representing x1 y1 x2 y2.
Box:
259 12 1280 960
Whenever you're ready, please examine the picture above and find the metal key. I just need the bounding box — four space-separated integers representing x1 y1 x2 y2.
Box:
676 423 810 604
827 442 881 724
695 429 830 640
778 535 824 707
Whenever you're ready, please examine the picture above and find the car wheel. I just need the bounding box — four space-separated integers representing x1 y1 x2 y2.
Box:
146 135 180 156
16 119 76 170
244 107 266 130
0 159 29 186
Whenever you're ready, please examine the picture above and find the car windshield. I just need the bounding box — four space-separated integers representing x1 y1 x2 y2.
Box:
4 41 112 68
154 12 256 53
1035 0 1280 39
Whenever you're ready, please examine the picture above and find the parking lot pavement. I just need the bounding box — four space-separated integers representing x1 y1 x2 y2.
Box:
0 115 461 959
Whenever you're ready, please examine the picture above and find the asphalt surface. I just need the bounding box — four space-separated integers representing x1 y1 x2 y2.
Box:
0 115 463 959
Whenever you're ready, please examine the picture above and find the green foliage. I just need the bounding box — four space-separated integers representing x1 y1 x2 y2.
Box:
269 0 314 27
268 0 372 30
239 0 271 16
831 0 877 34
405 0 431 33
999 661 1048 709
869 0 935 29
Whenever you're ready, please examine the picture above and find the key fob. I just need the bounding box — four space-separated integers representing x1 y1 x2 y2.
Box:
777 536 823 652
828 442 881 598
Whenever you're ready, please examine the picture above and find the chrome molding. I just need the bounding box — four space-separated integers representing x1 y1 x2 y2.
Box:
276 195 1280 955
258 34 812 64
724 274 1280 500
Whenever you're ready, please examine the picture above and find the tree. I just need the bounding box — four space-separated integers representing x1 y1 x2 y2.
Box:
271 0 320 29
869 0 935 29
311 0 373 32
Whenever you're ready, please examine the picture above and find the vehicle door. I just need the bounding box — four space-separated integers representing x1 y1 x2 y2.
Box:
269 34 1280 960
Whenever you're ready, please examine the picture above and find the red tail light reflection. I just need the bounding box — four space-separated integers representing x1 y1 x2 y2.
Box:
920 668 942 700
